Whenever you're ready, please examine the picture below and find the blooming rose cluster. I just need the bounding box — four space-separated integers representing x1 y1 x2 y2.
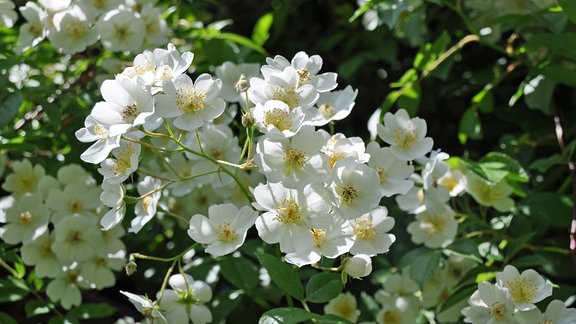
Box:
0 159 126 309
12 0 170 54
73 43 527 322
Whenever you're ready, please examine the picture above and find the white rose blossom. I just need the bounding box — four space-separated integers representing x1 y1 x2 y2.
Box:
188 203 258 257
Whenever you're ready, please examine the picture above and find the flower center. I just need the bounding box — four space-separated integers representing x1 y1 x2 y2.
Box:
422 213 445 235
275 198 301 224
68 200 83 213
272 86 299 109
311 228 326 247
16 173 38 194
142 196 153 211
488 302 506 320
297 68 311 85
66 270 80 284
393 128 418 149
176 85 207 113
67 19 87 39
18 211 34 226
115 24 132 41
67 230 83 245
507 277 537 303
113 144 137 175
382 310 402 324
94 124 108 137
329 152 346 169
41 240 56 259
217 222 239 242
338 185 358 205
264 108 291 131
284 147 306 170
319 103 336 119
353 216 376 240
121 104 139 124
374 166 387 184
29 23 43 37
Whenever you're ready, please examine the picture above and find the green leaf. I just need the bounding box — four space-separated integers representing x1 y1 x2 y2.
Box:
378 0 410 29
559 0 576 24
541 62 576 88
479 152 529 183
220 32 268 56
0 92 22 128
439 284 477 313
397 83 421 116
252 13 273 46
414 31 451 73
518 192 572 227
218 256 259 292
505 232 535 261
0 311 18 324
523 75 555 115
316 314 354 324
445 239 483 263
256 252 304 301
305 272 344 303
529 154 564 173
409 250 442 289
0 277 29 303
25 300 53 317
458 107 483 144
67 303 116 320
472 84 494 113
259 307 315 324
510 254 550 268
526 33 576 63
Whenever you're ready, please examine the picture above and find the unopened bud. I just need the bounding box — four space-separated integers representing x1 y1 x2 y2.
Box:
242 111 255 127
235 74 249 93
125 256 137 275
343 254 372 278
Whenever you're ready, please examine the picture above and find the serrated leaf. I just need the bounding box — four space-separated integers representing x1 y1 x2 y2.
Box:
408 250 442 289
256 252 304 301
218 256 259 292
259 307 315 324
305 272 343 303
0 92 22 128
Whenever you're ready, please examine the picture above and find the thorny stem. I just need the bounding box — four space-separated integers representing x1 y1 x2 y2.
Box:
551 106 576 282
